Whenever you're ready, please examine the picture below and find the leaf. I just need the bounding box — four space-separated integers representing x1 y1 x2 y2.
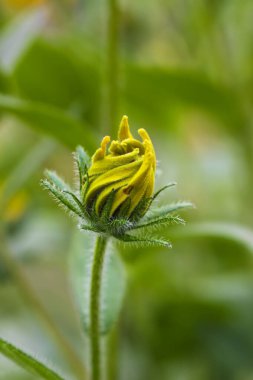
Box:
0 8 47 73
69 231 126 335
0 337 64 380
0 69 10 94
171 222 253 254
124 65 245 131
13 38 101 127
0 139 55 213
0 94 96 150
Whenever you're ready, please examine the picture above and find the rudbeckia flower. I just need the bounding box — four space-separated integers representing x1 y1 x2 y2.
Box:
84 116 155 220
42 116 192 247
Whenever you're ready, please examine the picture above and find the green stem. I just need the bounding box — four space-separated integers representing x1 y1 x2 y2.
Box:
0 227 86 380
107 0 120 136
90 235 108 380
106 325 119 380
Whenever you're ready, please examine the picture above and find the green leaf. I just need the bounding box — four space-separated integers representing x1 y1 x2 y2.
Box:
0 139 55 213
0 8 47 73
171 222 253 254
69 231 126 335
0 337 64 380
124 65 245 131
13 38 101 128
0 95 96 150
0 69 10 94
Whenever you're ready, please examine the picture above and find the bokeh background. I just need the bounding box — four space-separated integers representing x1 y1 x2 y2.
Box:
0 1 253 379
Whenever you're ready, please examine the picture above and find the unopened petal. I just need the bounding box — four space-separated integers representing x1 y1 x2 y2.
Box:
118 115 133 141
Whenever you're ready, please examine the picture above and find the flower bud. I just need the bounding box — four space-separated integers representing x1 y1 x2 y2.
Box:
84 116 156 221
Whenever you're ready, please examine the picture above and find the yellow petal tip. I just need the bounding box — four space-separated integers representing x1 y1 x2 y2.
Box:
118 115 133 141
138 128 151 142
92 135 110 162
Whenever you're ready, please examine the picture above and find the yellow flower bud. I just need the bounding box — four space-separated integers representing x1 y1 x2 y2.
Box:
84 116 156 220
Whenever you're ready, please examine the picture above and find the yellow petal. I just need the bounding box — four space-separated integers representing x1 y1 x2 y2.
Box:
110 149 153 215
92 136 110 162
84 116 156 221
139 128 156 169
86 159 142 206
118 115 133 141
88 148 140 177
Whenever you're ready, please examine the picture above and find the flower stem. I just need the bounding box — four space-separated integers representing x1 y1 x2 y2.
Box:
90 235 108 380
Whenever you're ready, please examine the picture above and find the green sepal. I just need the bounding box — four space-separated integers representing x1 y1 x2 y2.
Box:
44 169 70 191
152 182 177 201
130 196 152 222
101 189 117 222
117 197 131 219
81 174 90 201
41 179 83 218
63 190 90 219
145 201 194 220
115 233 172 248
132 214 185 231
79 223 99 233
74 146 90 191
109 217 133 236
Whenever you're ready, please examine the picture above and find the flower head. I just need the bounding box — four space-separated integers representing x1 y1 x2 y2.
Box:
42 116 192 247
84 116 156 221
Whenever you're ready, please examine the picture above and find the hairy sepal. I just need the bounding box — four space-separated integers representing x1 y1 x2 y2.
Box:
73 146 90 192
132 214 185 231
41 179 83 218
145 201 194 220
115 232 172 249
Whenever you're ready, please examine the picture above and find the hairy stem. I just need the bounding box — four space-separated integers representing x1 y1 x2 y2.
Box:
0 227 86 380
106 325 119 380
90 235 107 380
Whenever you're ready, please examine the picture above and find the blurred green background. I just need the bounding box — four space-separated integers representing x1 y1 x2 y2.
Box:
0 0 253 379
